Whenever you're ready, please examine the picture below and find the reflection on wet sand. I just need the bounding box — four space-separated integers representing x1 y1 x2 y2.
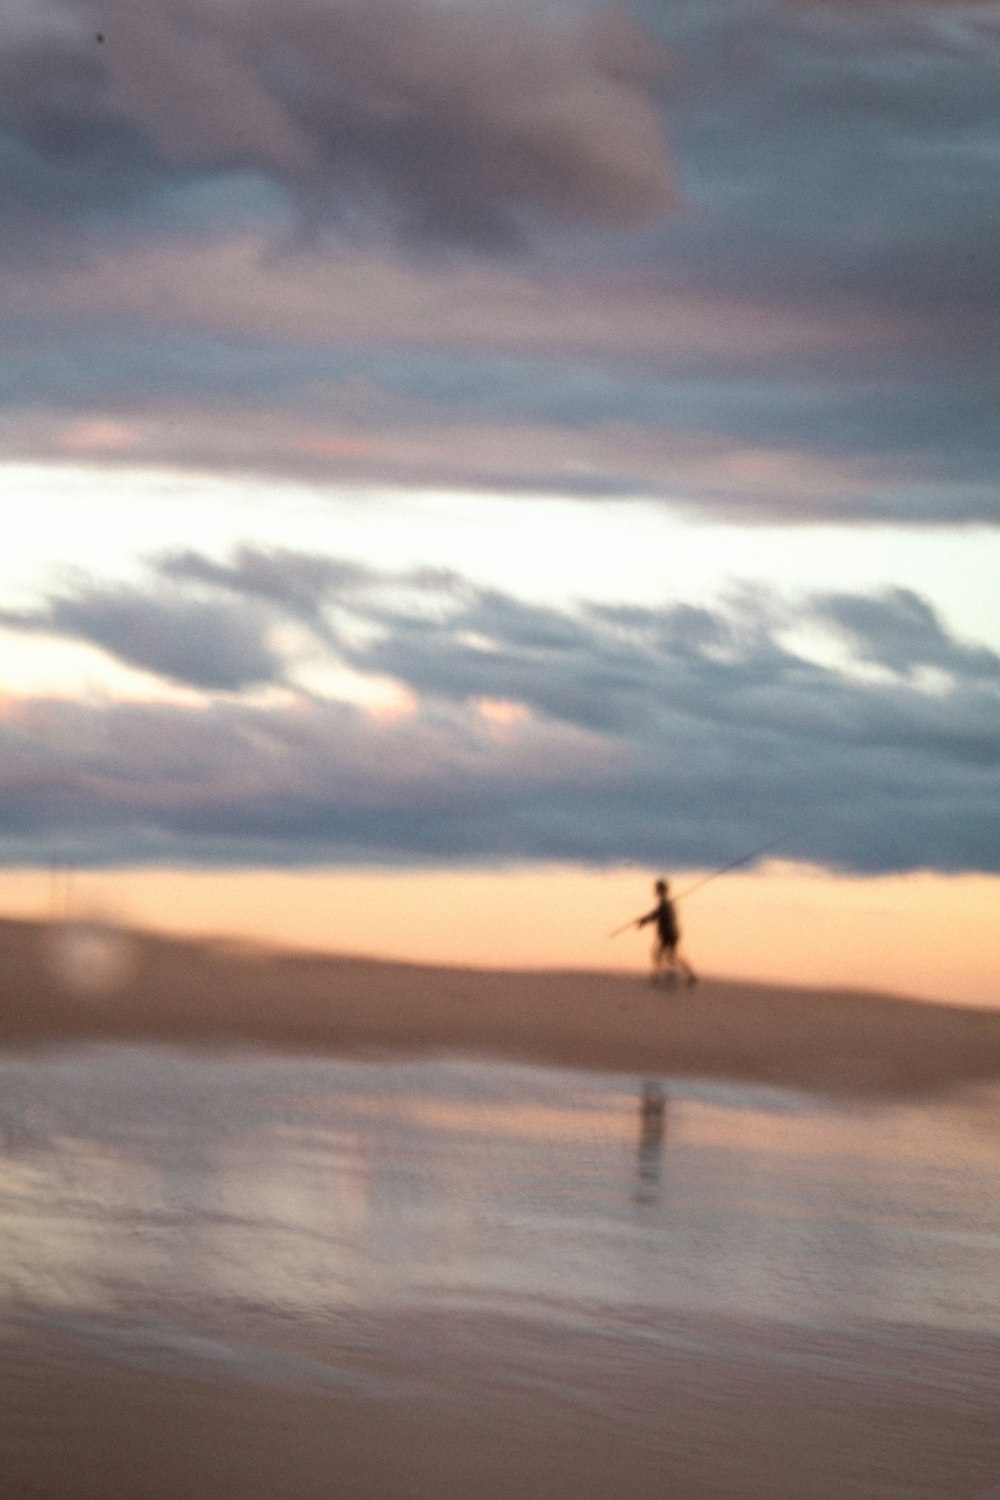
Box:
636 1078 667 1204
2 1047 1000 1498
4 1046 999 1339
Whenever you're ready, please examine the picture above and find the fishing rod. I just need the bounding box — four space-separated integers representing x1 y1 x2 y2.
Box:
608 915 642 939
672 832 793 903
607 832 793 938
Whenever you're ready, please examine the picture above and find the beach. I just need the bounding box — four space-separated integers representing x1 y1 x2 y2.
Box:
3 918 1000 1498
3 916 1000 1096
5 1309 998 1500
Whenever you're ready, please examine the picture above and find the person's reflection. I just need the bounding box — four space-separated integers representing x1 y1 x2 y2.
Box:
635 1078 667 1204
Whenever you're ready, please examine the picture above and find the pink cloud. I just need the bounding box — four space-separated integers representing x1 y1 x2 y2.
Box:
7 235 903 361
58 419 143 454
91 0 675 232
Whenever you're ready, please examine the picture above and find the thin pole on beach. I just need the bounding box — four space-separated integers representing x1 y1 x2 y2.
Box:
607 832 794 938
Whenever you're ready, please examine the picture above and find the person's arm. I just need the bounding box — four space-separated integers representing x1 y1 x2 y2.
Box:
636 906 657 928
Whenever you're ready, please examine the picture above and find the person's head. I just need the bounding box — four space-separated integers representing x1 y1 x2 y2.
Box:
655 878 669 895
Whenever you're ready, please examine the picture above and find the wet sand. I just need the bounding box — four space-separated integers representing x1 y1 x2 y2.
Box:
4 1309 998 1500
3 915 1000 1097
5 918 1000 1498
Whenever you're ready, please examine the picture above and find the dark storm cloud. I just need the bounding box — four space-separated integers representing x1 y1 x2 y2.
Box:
0 0 673 252
2 0 1000 521
2 550 998 872
3 327 998 521
649 3 1000 324
4 318 998 490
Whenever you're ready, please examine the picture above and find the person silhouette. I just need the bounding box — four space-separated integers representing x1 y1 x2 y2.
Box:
636 879 696 987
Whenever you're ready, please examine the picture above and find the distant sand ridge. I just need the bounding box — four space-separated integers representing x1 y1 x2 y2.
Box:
2 917 999 1098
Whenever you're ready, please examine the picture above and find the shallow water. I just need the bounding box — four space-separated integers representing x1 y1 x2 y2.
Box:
1 1045 999 1382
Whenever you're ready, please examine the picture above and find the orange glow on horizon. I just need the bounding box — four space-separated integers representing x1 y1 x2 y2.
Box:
1 860 997 1009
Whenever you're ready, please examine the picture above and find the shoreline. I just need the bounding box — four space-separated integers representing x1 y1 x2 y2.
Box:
2 916 1000 1097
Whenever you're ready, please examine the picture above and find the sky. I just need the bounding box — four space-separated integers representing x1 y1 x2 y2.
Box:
1 0 999 1000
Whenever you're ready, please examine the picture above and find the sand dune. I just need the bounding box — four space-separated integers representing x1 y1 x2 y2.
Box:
2 916 999 1097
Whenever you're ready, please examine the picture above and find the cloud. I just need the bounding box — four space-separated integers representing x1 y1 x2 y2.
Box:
2 549 998 873
2 1 1000 524
816 588 1000 683
5 234 896 361
655 5 1000 326
158 546 370 635
0 0 675 250
1 583 284 691
2 220 997 522
3 316 998 524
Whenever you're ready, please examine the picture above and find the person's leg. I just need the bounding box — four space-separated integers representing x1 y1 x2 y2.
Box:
676 948 697 986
